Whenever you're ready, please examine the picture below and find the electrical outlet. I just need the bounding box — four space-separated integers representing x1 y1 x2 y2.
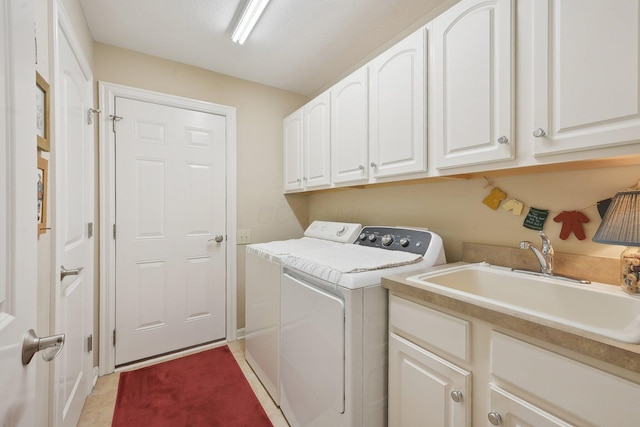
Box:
237 229 251 245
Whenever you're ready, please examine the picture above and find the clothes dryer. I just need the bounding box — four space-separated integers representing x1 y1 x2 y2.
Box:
244 221 361 405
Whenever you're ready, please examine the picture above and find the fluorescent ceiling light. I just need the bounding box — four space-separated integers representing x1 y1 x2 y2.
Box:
232 0 270 45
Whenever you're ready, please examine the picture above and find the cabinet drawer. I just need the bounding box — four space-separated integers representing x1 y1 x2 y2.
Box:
491 332 640 426
390 295 470 363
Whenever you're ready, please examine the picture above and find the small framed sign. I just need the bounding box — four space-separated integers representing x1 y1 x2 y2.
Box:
36 71 50 152
37 156 48 235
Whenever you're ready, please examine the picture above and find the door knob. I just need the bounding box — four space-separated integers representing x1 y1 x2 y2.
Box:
22 329 65 365
60 265 84 281
209 235 224 243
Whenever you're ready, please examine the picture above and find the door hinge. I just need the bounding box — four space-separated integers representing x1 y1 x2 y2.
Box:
113 224 116 240
113 330 116 347
87 108 101 125
87 222 93 238
87 334 93 352
109 114 123 132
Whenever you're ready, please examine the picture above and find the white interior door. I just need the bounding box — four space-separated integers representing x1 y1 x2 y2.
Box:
52 5 95 427
0 1 39 425
114 97 227 365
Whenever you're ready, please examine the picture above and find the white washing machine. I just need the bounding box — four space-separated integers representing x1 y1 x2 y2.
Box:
279 226 446 427
244 221 362 406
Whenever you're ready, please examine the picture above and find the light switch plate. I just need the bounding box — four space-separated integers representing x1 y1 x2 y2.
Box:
237 229 251 245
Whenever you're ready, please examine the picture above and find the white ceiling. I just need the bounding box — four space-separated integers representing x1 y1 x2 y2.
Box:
79 0 449 96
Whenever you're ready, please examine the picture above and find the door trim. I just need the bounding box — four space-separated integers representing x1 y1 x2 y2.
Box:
97 82 237 375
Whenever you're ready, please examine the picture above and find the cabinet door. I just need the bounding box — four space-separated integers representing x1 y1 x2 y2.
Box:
283 109 303 192
431 0 514 170
389 333 471 427
303 92 331 189
488 385 573 427
369 28 426 179
331 67 369 185
531 0 640 156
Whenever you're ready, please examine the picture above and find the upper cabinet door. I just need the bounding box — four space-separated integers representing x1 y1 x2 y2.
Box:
283 109 304 192
531 0 640 156
303 91 332 189
369 28 426 179
331 67 369 185
431 0 514 170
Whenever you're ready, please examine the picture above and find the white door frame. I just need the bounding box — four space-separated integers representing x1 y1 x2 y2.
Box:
98 82 237 375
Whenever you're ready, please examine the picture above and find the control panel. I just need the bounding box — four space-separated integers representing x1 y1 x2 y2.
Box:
354 226 433 255
304 221 362 243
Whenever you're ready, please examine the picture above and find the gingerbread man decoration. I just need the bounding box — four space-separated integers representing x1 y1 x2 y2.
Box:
553 210 590 240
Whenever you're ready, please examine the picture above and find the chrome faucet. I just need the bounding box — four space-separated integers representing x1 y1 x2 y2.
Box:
520 231 554 275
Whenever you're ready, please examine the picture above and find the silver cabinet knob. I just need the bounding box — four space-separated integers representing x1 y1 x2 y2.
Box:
450 390 463 402
358 165 365 171
488 411 503 425
370 162 377 168
22 329 65 365
533 128 546 137
497 136 509 144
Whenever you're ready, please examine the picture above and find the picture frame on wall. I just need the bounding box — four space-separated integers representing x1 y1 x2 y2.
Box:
37 156 48 235
36 71 50 152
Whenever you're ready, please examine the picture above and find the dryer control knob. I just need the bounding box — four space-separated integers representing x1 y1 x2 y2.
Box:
368 234 377 242
359 232 367 241
381 234 394 246
400 238 410 247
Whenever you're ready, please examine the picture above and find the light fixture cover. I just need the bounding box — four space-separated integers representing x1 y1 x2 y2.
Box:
592 186 640 246
232 0 270 45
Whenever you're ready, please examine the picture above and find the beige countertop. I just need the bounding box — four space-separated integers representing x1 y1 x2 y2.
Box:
382 262 640 377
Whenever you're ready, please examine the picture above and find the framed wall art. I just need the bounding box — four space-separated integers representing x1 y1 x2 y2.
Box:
37 156 48 235
36 71 50 152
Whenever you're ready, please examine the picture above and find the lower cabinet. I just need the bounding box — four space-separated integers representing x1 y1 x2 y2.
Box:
389 333 471 427
388 294 640 427
488 385 573 427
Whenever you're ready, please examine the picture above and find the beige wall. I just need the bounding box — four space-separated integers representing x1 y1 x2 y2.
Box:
309 164 640 269
93 43 309 327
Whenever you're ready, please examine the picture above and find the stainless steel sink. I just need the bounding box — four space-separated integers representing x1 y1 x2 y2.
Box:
407 263 640 344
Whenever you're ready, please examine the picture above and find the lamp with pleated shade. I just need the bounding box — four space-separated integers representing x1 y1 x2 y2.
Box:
592 181 640 294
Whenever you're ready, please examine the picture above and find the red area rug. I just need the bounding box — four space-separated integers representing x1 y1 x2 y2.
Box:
111 345 272 427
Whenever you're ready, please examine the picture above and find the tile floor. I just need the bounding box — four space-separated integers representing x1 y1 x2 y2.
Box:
77 340 289 426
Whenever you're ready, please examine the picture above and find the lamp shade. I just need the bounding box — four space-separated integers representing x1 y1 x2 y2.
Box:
592 187 640 247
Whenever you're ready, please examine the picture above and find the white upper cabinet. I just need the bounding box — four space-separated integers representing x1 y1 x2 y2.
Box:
303 91 331 189
430 0 514 170
284 93 331 193
283 109 303 192
530 0 640 156
331 67 369 185
369 28 426 179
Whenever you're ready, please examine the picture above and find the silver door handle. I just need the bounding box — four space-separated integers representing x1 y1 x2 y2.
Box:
22 329 65 365
208 235 224 243
60 265 84 281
